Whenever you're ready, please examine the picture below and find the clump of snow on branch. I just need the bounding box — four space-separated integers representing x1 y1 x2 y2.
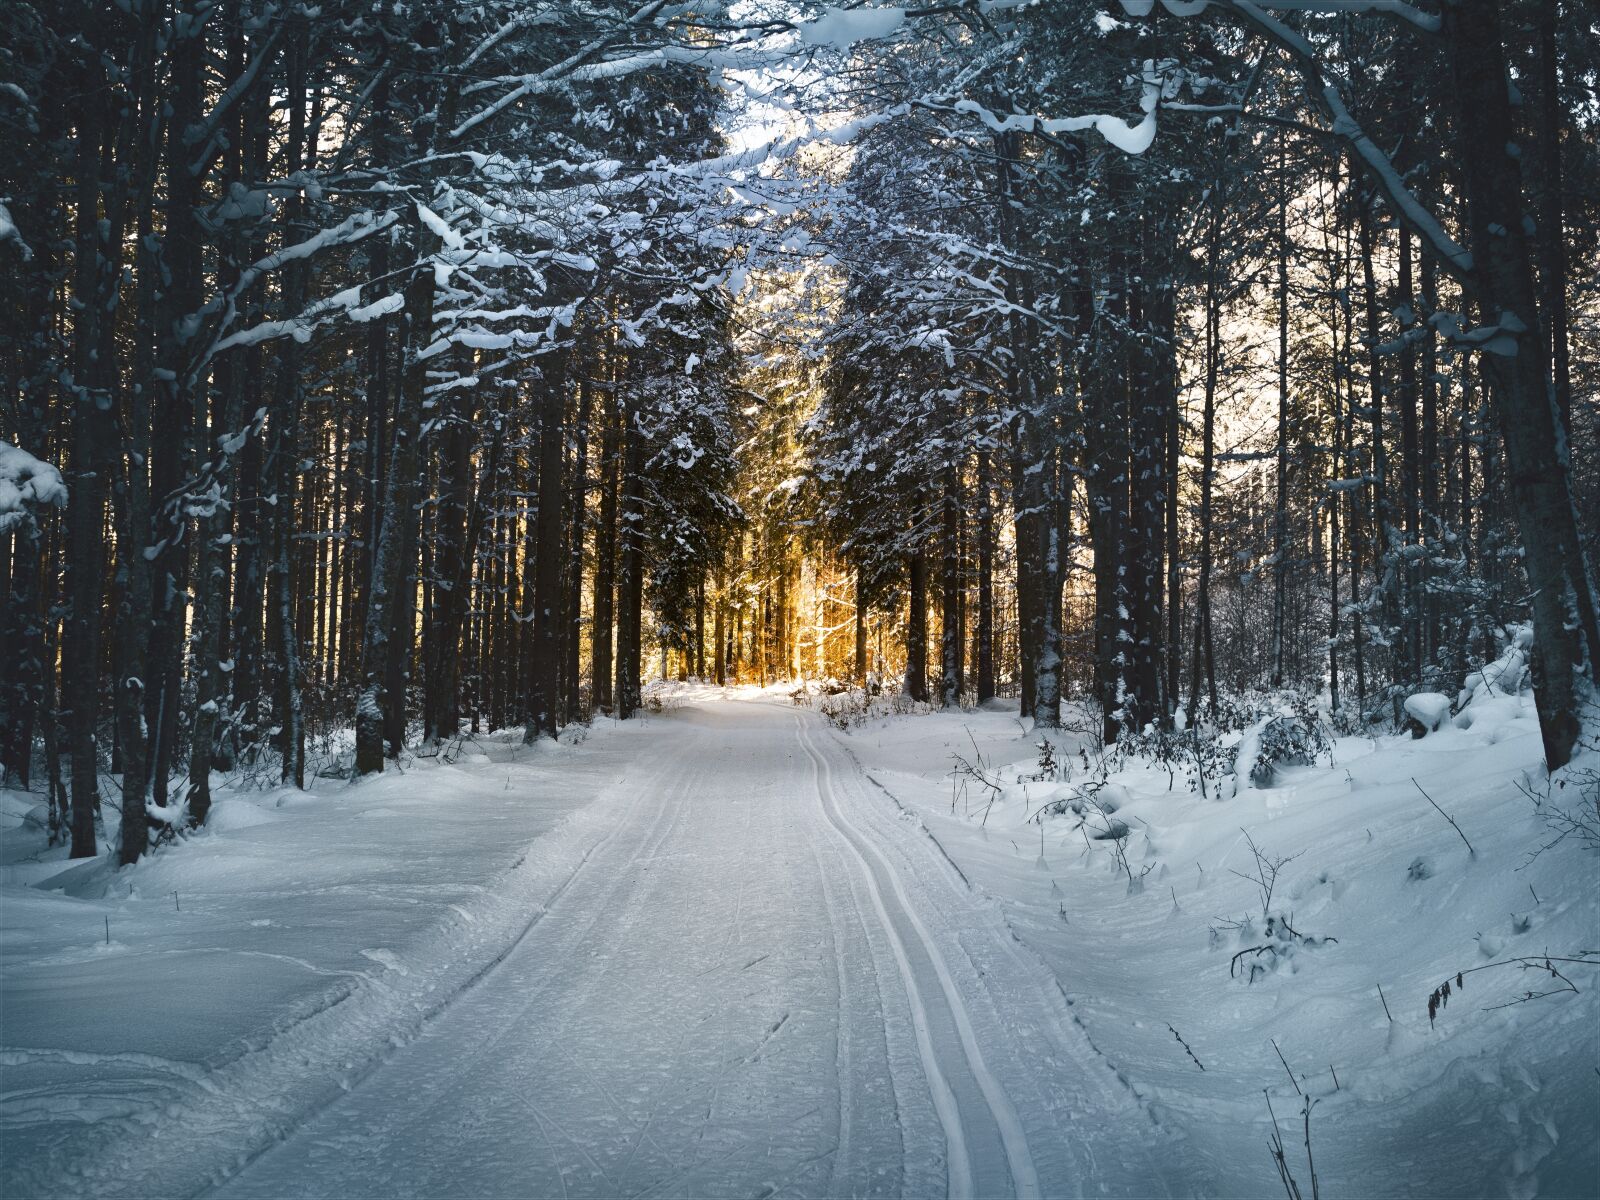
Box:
800 6 906 49
950 60 1170 155
0 441 67 533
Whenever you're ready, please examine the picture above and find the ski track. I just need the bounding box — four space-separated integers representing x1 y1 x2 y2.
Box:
28 698 1126 1199
796 713 1043 1200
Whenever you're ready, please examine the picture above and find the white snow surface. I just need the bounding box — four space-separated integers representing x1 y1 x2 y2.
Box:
828 687 1597 1198
2 682 1596 1198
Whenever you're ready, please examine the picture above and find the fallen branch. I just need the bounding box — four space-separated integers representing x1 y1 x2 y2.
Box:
1271 1038 1302 1097
1412 777 1475 857
1427 951 1598 1025
1167 1023 1205 1071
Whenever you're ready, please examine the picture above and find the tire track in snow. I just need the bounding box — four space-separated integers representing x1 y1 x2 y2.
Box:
796 714 1041 1200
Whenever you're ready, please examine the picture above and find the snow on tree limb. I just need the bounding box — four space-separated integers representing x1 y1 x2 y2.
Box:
452 1 674 141
416 202 466 251
1215 0 1474 279
800 6 908 48
951 60 1165 155
197 209 401 368
1119 0 1440 34
0 201 31 260
0 441 67 533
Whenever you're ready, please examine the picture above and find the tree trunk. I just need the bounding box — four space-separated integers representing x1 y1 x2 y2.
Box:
1537 3 1572 443
1127 196 1169 730
1419 249 1441 672
229 83 270 763
714 572 727 685
1357 192 1399 662
694 576 705 680
425 396 498 745
1443 2 1599 769
110 3 161 859
939 462 962 707
975 448 995 703
423 378 474 743
1397 227 1422 688
1271 144 1290 688
854 566 868 685
1089 248 1130 743
905 547 928 703
564 372 592 719
615 401 645 719
355 206 436 774
1189 210 1222 719
526 349 568 741
592 396 619 711
64 121 112 859
145 3 208 813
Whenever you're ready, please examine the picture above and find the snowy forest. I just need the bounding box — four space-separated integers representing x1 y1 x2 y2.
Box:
2 1 1598 1197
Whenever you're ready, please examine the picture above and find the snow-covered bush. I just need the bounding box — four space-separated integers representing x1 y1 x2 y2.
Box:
817 687 869 730
1104 725 1236 797
1213 831 1337 983
1249 714 1328 786
1104 690 1327 798
641 680 688 713
1222 912 1338 984
1240 693 1333 788
803 682 934 729
1017 737 1062 783
1403 692 1452 734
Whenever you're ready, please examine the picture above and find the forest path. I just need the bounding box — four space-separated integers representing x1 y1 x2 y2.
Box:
210 698 1101 1199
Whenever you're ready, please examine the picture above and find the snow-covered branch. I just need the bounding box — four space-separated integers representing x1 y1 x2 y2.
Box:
1216 0 1473 279
0 441 67 533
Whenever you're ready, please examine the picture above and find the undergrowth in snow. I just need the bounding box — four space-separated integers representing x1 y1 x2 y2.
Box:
811 643 1599 1197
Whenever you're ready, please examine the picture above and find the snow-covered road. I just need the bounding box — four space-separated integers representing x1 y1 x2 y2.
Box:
10 682 1594 1198
210 699 1142 1199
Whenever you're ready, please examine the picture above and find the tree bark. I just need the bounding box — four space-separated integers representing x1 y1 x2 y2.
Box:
1189 199 1222 720
64 120 113 859
1271 142 1290 688
564 372 593 718
615 399 645 718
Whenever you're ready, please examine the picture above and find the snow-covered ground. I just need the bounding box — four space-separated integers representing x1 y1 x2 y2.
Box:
831 682 1599 1198
2 678 1596 1198
2 718 680 1197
